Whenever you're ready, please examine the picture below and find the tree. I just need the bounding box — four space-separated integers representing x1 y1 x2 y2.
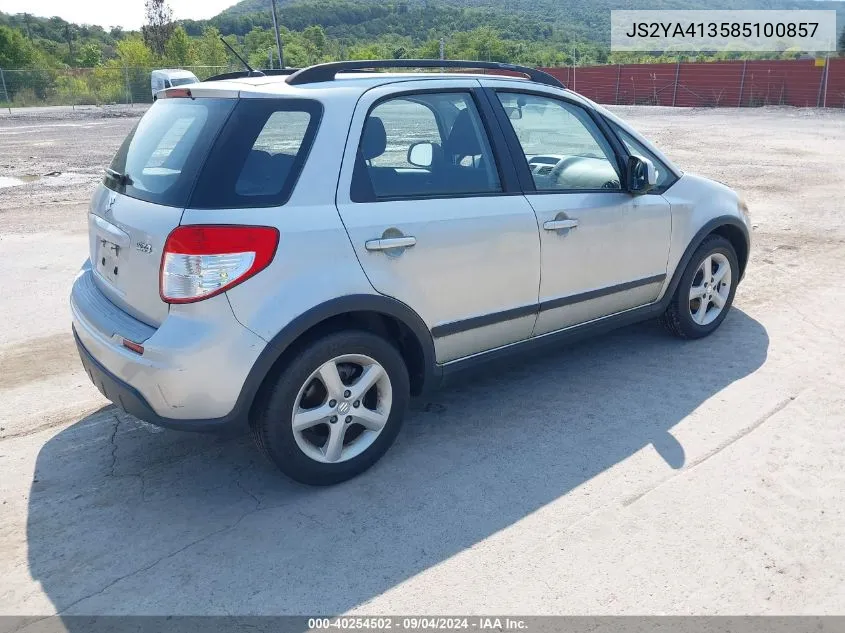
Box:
79 43 102 67
0 25 38 68
165 26 194 66
197 27 228 68
244 27 277 68
302 25 326 59
142 0 174 57
115 35 154 67
63 23 76 59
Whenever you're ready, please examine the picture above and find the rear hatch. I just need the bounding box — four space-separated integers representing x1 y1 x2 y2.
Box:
89 96 236 327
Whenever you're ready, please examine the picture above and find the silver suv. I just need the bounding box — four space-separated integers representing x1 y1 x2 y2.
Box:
72 60 751 485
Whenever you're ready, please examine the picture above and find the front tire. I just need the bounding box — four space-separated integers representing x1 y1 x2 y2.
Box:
660 235 739 339
251 330 409 485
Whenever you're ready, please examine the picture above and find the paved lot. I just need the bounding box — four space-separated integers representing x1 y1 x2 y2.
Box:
1 105 844 617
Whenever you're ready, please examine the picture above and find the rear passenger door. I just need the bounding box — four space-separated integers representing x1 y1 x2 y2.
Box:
335 81 541 363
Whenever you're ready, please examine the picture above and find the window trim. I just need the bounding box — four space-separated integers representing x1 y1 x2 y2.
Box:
349 87 521 204
484 87 637 196
603 119 680 195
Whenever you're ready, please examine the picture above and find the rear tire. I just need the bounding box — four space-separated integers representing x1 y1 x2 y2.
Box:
251 330 409 485
660 235 739 339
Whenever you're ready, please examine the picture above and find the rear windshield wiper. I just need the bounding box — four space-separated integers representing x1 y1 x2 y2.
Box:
105 168 133 187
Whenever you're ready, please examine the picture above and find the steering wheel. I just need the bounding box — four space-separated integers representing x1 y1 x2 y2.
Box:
548 156 579 182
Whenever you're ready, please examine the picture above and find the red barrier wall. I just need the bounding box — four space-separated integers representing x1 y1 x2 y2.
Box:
539 58 845 108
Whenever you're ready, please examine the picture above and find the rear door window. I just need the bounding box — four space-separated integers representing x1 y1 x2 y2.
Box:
352 92 501 200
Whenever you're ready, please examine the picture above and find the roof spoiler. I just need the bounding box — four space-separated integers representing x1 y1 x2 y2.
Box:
203 69 301 83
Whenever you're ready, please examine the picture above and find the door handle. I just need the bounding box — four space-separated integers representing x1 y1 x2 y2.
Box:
365 236 417 251
543 219 579 231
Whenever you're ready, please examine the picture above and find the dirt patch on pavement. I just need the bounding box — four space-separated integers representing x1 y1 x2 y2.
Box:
0 333 81 391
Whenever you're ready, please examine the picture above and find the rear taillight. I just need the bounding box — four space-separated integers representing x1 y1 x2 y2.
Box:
160 225 279 304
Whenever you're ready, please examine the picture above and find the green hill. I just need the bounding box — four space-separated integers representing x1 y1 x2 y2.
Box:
214 0 845 46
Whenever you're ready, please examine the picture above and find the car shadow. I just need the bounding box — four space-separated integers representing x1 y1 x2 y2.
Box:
26 310 768 616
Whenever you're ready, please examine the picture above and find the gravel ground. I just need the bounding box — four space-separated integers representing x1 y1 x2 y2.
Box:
0 104 844 617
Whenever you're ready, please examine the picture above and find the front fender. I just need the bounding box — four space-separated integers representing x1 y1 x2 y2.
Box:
662 174 751 298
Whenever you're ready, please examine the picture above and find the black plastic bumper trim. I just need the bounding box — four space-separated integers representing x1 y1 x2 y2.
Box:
73 327 246 434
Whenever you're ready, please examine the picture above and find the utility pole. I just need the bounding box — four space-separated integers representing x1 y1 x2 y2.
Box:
0 68 8 106
671 57 680 107
270 0 284 68
822 54 830 108
738 59 747 107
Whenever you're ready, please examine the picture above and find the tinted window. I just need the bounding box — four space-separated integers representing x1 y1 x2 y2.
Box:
354 92 501 200
497 92 621 192
234 110 312 197
190 98 322 209
368 100 441 170
611 124 675 189
105 98 235 207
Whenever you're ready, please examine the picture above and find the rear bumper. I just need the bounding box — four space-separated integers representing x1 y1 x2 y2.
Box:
74 328 243 433
71 261 266 433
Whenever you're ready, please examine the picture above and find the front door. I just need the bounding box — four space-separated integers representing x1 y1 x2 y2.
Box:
489 87 672 335
335 81 541 363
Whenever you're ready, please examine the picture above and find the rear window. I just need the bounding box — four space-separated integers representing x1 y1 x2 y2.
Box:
105 98 234 207
104 97 322 209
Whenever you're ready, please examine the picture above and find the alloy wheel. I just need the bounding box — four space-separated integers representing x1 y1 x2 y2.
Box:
689 252 732 326
291 354 392 464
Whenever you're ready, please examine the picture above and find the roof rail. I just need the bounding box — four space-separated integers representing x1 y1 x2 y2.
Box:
285 59 565 89
204 68 300 82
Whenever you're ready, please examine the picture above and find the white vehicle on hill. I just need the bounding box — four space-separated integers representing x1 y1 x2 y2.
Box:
150 69 199 99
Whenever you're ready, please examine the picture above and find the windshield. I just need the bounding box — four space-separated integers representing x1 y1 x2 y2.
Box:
169 77 197 87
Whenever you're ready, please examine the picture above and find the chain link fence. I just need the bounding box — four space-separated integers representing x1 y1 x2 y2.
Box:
0 66 236 109
543 58 845 108
2 59 843 110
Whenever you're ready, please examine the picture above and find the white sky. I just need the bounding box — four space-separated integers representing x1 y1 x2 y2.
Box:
0 0 239 30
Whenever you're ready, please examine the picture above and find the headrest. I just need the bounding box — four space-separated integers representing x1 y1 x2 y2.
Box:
361 116 387 160
445 109 481 158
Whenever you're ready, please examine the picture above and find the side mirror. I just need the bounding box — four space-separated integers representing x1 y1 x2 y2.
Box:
628 155 657 194
407 142 434 168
